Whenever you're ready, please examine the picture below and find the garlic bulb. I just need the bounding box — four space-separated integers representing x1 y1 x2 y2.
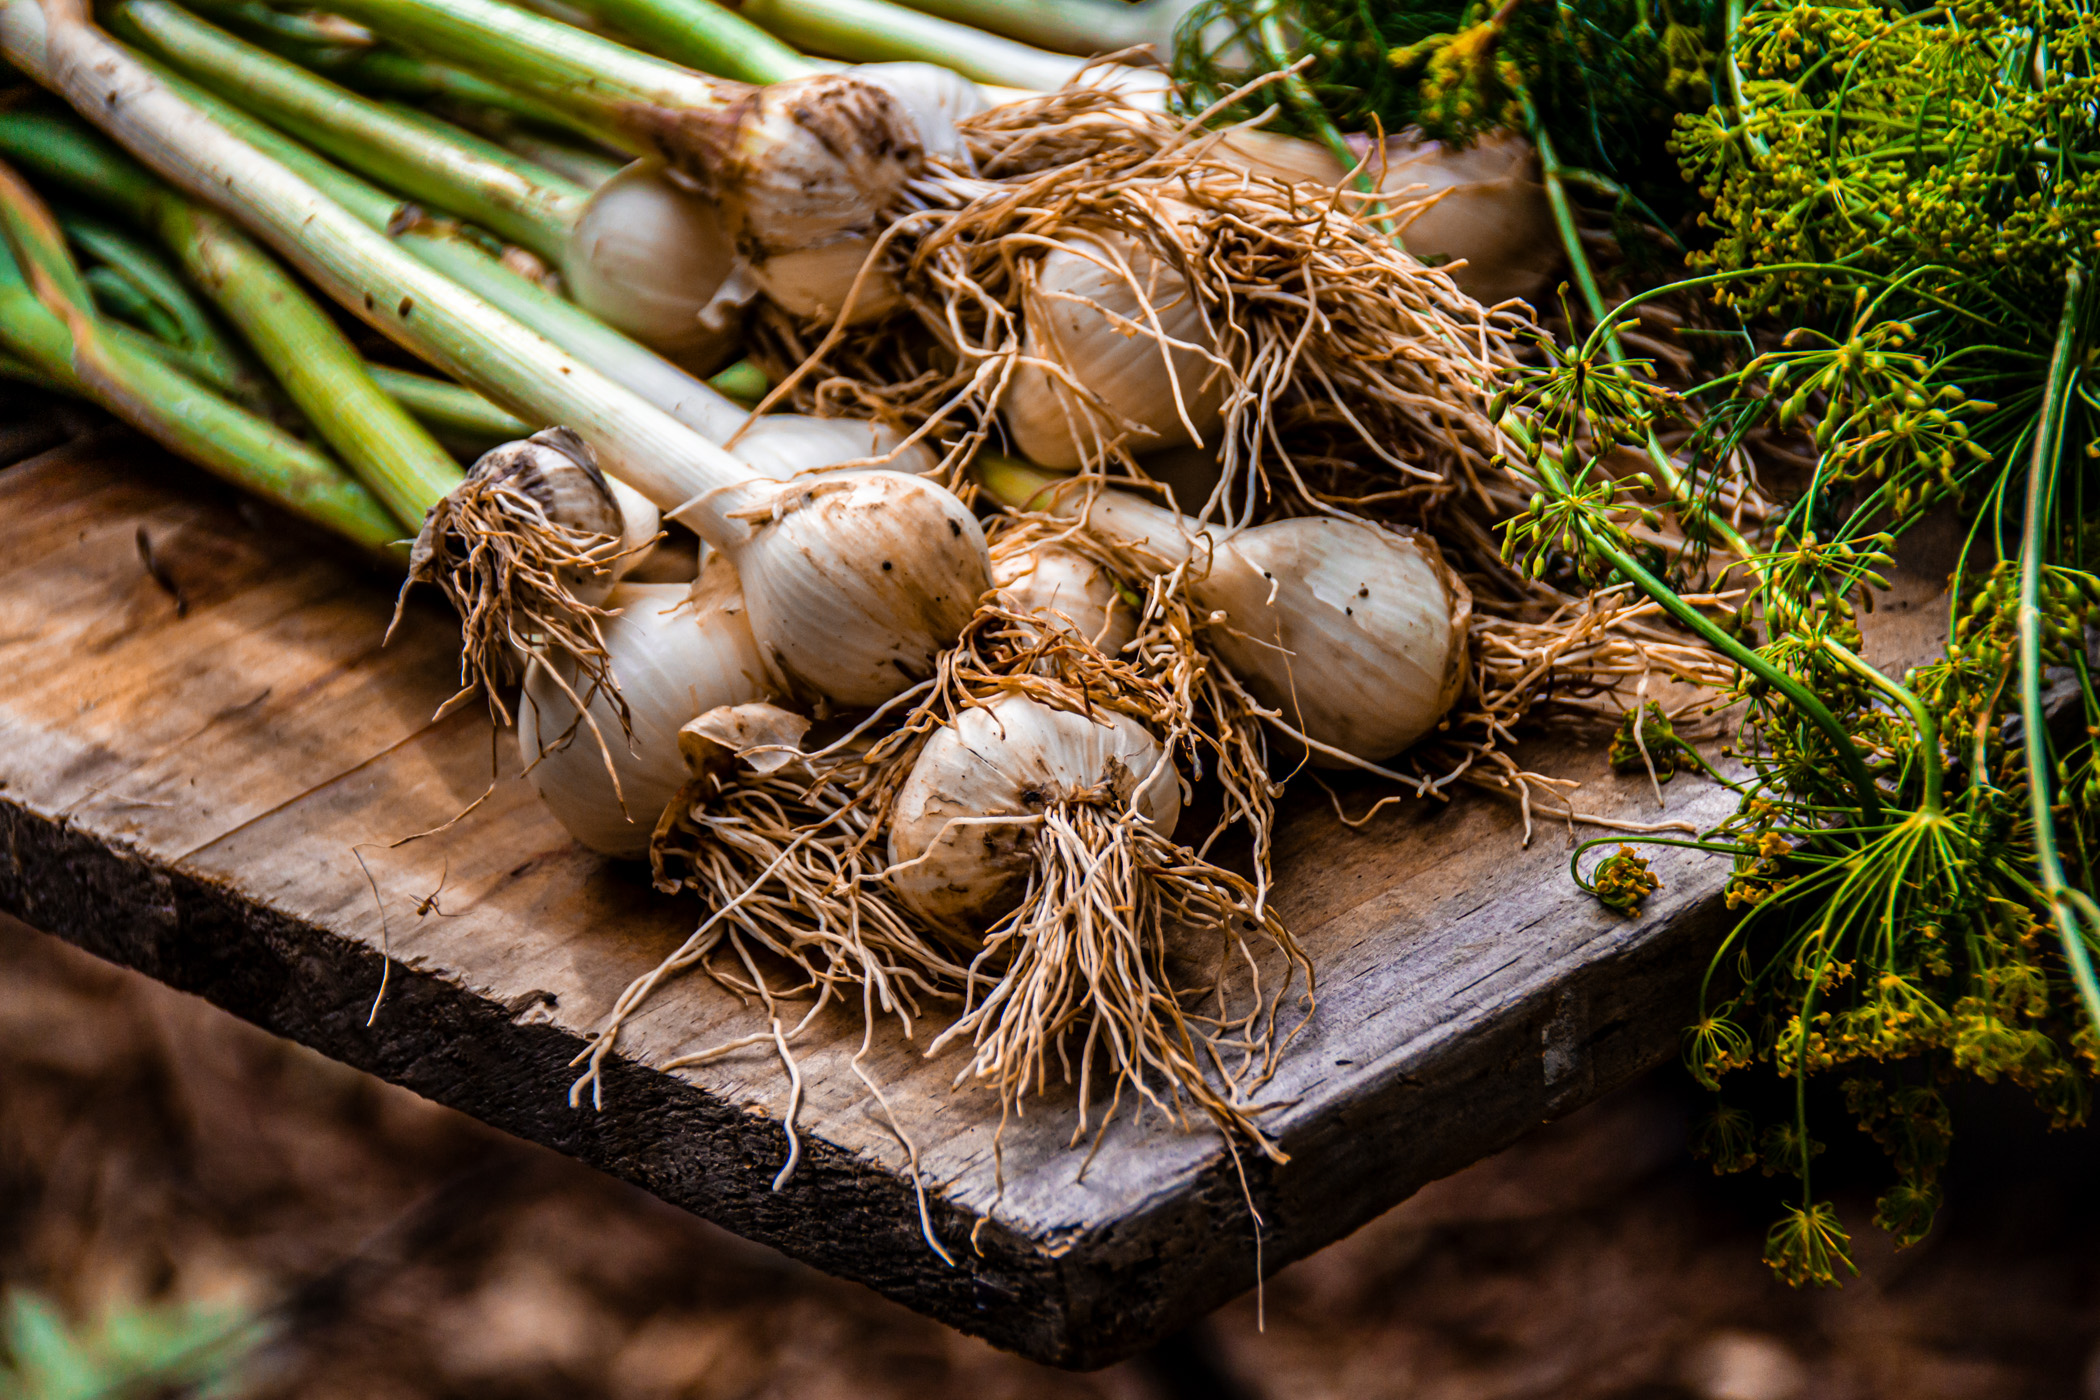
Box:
1370 131 1555 306
734 64 982 323
991 542 1136 653
698 469 990 708
425 428 661 607
1213 129 1555 306
729 414 935 481
562 160 744 369
518 561 770 856
887 692 1178 932
981 461 1470 763
1003 223 1224 467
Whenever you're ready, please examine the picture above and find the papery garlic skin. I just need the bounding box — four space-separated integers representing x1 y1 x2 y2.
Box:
995 469 1470 763
729 415 935 481
711 470 991 708
1003 226 1224 467
1214 128 1555 306
517 563 770 856
991 542 1136 652
887 692 1179 933
1192 516 1471 763
563 160 744 369
446 428 662 606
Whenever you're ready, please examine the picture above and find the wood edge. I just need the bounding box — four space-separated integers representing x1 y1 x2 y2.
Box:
0 796 1098 1363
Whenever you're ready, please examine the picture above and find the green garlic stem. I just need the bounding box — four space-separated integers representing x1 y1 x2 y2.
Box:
365 363 531 450
0 202 401 553
731 0 1081 89
298 0 755 150
563 0 818 83
882 0 1171 54
118 0 587 263
0 108 461 530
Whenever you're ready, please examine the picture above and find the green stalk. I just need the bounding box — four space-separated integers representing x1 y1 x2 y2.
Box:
560 0 819 82
726 0 1088 89
146 74 762 442
365 362 532 451
297 0 781 146
1497 414 1889 824
1822 636 1943 813
0 111 461 530
182 0 616 140
882 0 1175 54
478 126 625 189
116 0 587 263
2018 265 2100 1029
59 211 267 402
83 262 183 340
0 194 400 553
706 355 768 402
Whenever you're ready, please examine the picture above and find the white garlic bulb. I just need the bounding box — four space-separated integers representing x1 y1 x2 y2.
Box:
445 428 662 606
562 160 745 370
983 461 1470 763
517 561 771 857
887 692 1179 933
991 541 1136 652
1002 223 1224 467
1211 128 1555 306
701 469 991 708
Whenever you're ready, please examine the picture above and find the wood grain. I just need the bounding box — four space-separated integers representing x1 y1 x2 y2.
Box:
0 430 1932 1368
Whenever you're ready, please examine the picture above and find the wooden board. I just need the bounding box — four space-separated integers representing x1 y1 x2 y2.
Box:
0 428 1948 1368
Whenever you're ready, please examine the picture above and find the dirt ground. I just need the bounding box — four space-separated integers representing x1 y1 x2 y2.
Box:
2 909 2096 1400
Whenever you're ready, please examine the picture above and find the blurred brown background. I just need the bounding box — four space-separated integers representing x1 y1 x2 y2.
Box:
5 898 2098 1400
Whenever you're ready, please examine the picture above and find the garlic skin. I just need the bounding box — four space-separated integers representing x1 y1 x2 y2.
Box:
991 542 1136 652
847 62 984 169
1191 516 1471 763
993 468 1470 763
1003 226 1224 467
704 470 991 708
517 563 770 857
1213 128 1555 306
563 160 745 370
453 428 662 605
729 415 936 481
887 693 1179 933
1371 131 1555 306
744 235 903 324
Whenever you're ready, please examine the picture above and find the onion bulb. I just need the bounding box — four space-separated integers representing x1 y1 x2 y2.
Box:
886 691 1177 932
990 540 1136 653
980 459 1471 764
518 560 770 856
1002 222 1223 467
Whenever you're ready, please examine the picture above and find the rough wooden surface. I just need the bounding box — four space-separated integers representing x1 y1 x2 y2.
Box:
0 431 1944 1368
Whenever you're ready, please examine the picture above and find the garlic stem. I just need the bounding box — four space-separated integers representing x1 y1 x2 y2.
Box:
0 109 459 533
0 203 401 552
731 0 1096 91
883 0 1186 55
557 0 819 83
363 363 531 452
118 2 589 267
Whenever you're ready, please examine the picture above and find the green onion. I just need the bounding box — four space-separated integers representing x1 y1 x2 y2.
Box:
0 165 401 554
0 109 462 533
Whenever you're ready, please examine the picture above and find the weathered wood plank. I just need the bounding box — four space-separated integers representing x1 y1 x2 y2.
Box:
0 430 1900 1367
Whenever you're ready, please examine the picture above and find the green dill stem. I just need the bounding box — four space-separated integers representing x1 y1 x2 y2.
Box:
1821 636 1943 812
1527 108 1759 569
1503 414 1888 823
1722 0 1769 159
2018 264 2100 1030
117 0 587 263
563 0 824 83
0 215 400 553
1251 0 1369 195
0 113 461 531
